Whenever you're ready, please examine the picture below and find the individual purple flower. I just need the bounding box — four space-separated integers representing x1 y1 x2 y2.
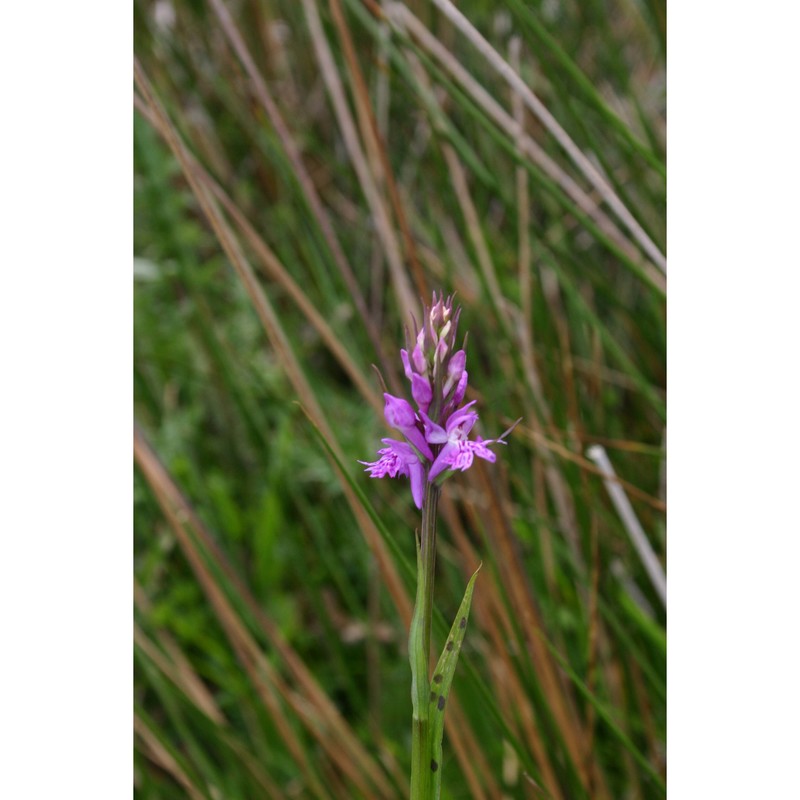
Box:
360 439 426 509
422 402 514 481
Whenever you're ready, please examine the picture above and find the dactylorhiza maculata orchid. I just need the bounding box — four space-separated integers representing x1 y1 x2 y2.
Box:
360 294 516 506
359 293 519 800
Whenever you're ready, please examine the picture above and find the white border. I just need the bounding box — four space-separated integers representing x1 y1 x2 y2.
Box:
0 2 131 797
669 1 800 796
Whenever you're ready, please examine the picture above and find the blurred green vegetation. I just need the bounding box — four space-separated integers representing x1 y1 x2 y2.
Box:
134 0 666 797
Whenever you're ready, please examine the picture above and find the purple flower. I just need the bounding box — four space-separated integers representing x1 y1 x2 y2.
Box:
422 402 511 481
359 439 426 509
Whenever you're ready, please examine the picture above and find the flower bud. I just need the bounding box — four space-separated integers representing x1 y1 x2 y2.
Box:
411 373 433 412
412 343 427 374
400 349 413 381
443 350 466 397
383 393 417 429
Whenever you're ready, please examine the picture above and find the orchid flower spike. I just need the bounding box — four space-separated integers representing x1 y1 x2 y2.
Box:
360 292 519 507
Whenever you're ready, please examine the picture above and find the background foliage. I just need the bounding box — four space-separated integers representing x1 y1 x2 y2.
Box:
134 0 666 797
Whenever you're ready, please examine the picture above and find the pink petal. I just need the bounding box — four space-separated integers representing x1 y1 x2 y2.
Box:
420 411 448 444
411 373 432 412
409 460 425 509
383 393 416 429
452 370 468 406
428 441 457 481
444 401 478 437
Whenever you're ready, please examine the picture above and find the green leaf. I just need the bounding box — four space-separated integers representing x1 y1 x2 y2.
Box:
428 564 481 799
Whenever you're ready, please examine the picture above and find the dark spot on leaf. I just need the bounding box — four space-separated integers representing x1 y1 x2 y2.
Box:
437 695 446 710
431 759 438 772
429 691 436 702
446 640 454 651
459 617 467 629
433 674 443 684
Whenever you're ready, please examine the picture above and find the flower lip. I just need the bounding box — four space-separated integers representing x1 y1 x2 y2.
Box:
427 435 499 481
359 438 426 508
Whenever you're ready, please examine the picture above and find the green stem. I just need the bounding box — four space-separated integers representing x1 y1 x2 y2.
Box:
409 479 440 800
420 481 440 665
